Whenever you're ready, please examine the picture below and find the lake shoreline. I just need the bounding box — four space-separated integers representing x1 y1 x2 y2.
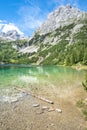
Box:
0 65 87 130
0 87 86 130
0 63 87 70
71 65 87 71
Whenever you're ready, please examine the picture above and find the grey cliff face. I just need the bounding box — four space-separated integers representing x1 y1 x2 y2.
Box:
37 4 85 35
0 30 26 41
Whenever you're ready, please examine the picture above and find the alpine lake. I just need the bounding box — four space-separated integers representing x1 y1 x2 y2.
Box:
0 64 87 100
0 64 87 130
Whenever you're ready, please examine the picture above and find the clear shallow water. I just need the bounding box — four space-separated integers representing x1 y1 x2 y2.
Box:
0 65 87 97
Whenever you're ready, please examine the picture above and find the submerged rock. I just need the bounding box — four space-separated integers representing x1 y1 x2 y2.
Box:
33 104 40 107
0 96 18 103
42 106 49 110
0 90 28 103
48 108 55 112
55 108 62 113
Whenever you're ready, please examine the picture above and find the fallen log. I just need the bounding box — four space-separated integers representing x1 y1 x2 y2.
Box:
14 88 30 95
14 88 54 104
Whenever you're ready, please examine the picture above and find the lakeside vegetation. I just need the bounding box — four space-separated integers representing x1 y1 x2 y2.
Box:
40 41 87 66
0 23 87 66
77 99 87 121
82 74 87 91
0 40 38 64
76 75 87 129
0 40 87 66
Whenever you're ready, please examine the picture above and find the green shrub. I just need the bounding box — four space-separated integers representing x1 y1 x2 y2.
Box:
82 109 87 121
76 100 85 108
82 74 87 91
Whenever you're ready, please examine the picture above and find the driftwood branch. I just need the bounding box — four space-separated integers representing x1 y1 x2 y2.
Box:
14 88 30 94
14 88 54 104
34 95 54 104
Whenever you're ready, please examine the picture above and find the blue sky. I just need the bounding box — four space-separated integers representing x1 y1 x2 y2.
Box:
0 0 87 36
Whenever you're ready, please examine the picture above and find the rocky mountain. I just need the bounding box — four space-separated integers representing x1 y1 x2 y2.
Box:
28 4 87 47
37 4 86 35
0 4 87 65
0 23 26 40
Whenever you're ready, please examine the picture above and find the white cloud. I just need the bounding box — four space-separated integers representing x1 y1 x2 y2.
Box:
0 24 3 30
0 20 6 30
0 0 83 36
24 0 35 6
22 15 43 29
0 20 2 23
17 2 48 35
0 20 24 35
0 20 7 30
16 0 81 35
0 20 7 24
2 23 24 35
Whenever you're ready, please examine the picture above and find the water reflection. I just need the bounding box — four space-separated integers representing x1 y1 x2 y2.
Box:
0 65 86 91
18 75 38 83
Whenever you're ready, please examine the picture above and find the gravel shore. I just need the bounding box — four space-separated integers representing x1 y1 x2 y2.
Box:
0 88 86 130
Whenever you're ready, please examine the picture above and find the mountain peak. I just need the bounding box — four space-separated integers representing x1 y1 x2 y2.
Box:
56 4 72 11
66 4 72 9
37 5 84 35
1 23 24 35
0 22 26 40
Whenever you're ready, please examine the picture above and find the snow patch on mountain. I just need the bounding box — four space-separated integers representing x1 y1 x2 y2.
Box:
2 23 24 35
0 21 25 40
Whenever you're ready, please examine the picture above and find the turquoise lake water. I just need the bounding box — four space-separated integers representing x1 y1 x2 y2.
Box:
0 65 87 97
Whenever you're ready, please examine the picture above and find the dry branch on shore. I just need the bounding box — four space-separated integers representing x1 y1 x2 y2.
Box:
14 87 62 113
14 88 54 104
